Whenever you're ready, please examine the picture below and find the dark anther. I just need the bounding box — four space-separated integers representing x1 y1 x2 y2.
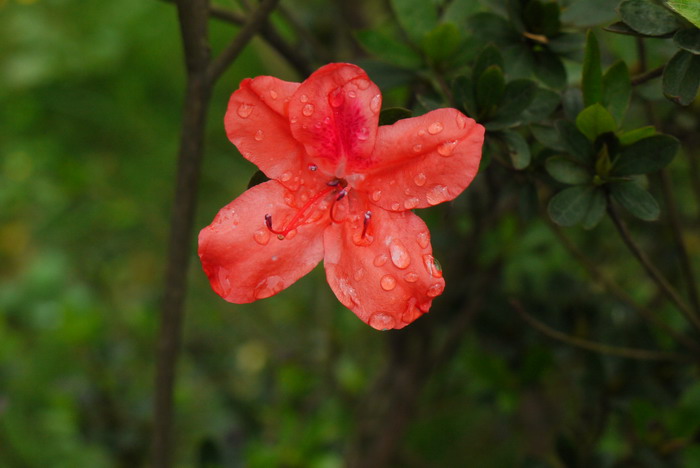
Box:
336 188 348 201
308 164 318 171
361 211 371 238
264 214 273 230
327 179 340 186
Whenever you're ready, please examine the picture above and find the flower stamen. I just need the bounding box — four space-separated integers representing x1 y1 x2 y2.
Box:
361 211 371 238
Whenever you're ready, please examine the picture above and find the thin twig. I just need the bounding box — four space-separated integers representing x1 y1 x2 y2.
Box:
631 65 664 86
207 0 282 85
606 198 700 333
512 301 688 361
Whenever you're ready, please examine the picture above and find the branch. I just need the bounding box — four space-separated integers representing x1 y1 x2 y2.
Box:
631 65 664 86
512 301 688 362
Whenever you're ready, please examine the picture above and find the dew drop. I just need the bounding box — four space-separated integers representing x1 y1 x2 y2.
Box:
370 94 381 113
402 297 421 324
371 190 382 201
380 274 397 291
428 121 444 135
280 172 292 182
283 192 295 206
354 268 365 281
356 127 369 141
418 129 426 137
253 229 270 246
389 241 411 269
437 140 457 156
404 198 419 209
369 312 395 330
237 103 254 118
391 202 400 211
269 89 278 100
404 272 419 283
426 185 449 205
373 254 388 267
412 144 422 153
254 275 284 299
413 173 427 186
423 254 443 278
290 117 298 124
338 278 360 306
330 87 344 107
254 130 264 141
302 103 315 116
416 231 429 249
456 113 467 129
285 229 298 240
426 282 445 297
347 90 357 99
300 94 309 103
217 268 232 296
308 163 318 171
356 78 370 90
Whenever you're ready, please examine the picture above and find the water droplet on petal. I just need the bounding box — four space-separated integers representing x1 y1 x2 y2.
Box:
283 192 295 206
418 129 426 136
413 173 427 186
330 88 344 107
254 275 284 299
237 103 254 118
369 312 395 330
371 190 382 201
302 103 314 116
308 163 318 171
404 197 419 209
347 90 357 99
412 144 422 153
290 117 298 124
300 94 309 103
428 121 444 135
370 94 381 113
380 274 397 291
338 278 360 306
390 202 400 211
402 297 421 324
426 185 449 205
356 78 371 90
423 254 443 278
390 241 411 269
426 282 444 297
404 272 419 283
437 140 457 156
373 254 388 267
280 172 292 182
269 90 278 100
354 268 365 281
217 268 232 296
285 229 298 240
416 231 429 249
456 113 467 129
254 130 264 141
356 127 369 141
254 229 270 245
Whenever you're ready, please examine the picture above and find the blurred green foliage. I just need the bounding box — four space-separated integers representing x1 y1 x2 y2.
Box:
2 0 700 467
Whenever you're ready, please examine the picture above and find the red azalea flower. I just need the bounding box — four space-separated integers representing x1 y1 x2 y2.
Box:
198 63 484 330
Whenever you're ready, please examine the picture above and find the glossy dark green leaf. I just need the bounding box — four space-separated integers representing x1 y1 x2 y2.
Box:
556 119 594 164
576 103 617 141
531 124 566 150
247 170 270 189
473 44 504 82
618 0 681 36
548 33 586 59
523 0 561 37
487 79 538 129
605 21 645 36
618 126 655 146
354 30 423 68
674 28 700 54
582 189 606 229
501 130 531 169
602 61 632 123
452 75 477 117
477 65 506 117
467 12 520 45
665 0 700 28
561 0 619 28
422 23 462 63
520 88 560 124
390 0 438 43
610 181 660 220
613 134 679 175
663 49 700 105
548 185 597 226
582 30 603 106
533 49 567 88
546 156 591 184
379 107 412 126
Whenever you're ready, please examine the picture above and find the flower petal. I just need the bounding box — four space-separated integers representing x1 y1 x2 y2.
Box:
199 180 326 303
225 76 314 190
288 63 382 176
323 201 445 330
360 109 484 211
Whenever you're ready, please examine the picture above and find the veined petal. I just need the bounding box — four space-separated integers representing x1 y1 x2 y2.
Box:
323 204 445 330
225 76 313 190
288 63 382 176
199 180 326 303
360 109 484 211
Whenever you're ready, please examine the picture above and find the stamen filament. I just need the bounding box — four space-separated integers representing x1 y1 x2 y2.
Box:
361 211 371 238
265 185 335 237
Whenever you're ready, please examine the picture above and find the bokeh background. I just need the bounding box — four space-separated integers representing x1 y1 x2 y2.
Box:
2 0 700 466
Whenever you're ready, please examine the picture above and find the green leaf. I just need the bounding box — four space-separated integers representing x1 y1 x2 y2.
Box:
531 124 566 150
613 134 679 175
501 130 531 169
247 170 270 189
467 12 520 45
546 156 591 184
452 75 477 117
576 103 617 141
523 0 561 37
618 126 656 146
618 0 681 36
477 65 506 117
674 28 700 54
605 21 644 36
582 189 606 229
379 107 412 126
422 23 462 63
562 0 620 28
556 119 594 163
548 185 598 226
602 61 632 123
390 0 439 44
473 44 504 82
582 30 603 106
354 30 422 68
665 0 700 28
487 79 538 129
533 49 567 88
663 49 700 105
610 181 660 220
